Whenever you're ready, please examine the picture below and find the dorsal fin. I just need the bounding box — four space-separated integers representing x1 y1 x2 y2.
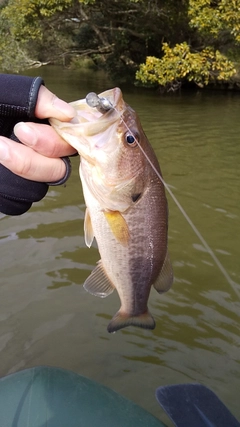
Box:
153 251 174 294
84 261 115 298
103 211 130 246
84 208 94 248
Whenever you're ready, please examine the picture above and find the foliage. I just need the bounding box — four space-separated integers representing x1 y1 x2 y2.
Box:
0 0 190 74
0 0 239 89
0 0 80 70
188 0 240 43
2 0 73 40
136 42 236 90
136 0 240 90
0 8 36 72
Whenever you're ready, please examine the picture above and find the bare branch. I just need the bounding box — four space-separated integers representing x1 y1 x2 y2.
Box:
98 26 146 39
79 6 109 47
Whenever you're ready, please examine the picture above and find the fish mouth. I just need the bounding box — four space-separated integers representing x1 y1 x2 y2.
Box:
49 87 127 158
72 87 123 122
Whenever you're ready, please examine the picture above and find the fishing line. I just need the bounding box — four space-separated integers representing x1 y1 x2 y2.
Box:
85 93 239 298
116 107 240 299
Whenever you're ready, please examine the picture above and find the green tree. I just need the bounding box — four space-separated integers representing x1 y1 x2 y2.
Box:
136 0 240 90
0 0 190 80
1 0 78 67
188 0 240 43
0 0 239 89
136 42 236 91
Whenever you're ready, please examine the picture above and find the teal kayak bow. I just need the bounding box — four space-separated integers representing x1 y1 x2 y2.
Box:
0 366 239 427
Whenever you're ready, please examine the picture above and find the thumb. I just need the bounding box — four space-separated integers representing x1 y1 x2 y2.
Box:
35 85 76 121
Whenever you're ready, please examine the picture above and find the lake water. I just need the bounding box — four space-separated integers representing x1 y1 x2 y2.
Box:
0 67 240 425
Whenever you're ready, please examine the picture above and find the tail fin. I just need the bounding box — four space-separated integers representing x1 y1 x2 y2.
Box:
107 310 155 333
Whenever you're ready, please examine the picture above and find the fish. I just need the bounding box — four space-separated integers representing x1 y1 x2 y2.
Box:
50 87 173 333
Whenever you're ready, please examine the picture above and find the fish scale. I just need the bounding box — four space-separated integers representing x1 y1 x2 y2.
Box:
50 87 173 333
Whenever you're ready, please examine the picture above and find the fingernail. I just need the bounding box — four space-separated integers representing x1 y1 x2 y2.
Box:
0 138 9 160
14 122 37 146
53 97 76 118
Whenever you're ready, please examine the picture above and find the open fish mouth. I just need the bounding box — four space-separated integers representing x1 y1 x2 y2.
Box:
72 87 123 121
49 88 126 156
56 87 126 141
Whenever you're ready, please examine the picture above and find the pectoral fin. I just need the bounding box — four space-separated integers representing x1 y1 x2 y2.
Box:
104 211 130 246
84 208 94 248
153 251 174 294
84 261 115 298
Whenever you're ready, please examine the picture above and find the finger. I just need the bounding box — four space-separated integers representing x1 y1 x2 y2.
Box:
14 122 77 158
35 85 76 121
0 136 67 183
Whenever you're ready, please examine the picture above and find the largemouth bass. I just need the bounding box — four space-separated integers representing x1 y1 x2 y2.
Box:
50 88 173 333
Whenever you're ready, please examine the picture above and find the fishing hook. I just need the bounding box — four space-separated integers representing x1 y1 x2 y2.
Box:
86 92 113 114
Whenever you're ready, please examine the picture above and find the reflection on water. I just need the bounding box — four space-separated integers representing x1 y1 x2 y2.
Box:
0 67 240 425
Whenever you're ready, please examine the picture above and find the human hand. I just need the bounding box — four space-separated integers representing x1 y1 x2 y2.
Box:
0 85 77 183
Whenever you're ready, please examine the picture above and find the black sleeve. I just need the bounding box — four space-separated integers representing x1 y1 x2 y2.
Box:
0 74 48 215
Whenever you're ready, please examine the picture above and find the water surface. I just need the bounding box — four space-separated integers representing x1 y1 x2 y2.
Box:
0 67 240 425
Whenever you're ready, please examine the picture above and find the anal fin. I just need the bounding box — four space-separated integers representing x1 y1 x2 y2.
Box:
153 250 174 294
84 261 115 298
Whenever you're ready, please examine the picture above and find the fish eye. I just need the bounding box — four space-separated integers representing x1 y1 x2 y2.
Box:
125 132 138 147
